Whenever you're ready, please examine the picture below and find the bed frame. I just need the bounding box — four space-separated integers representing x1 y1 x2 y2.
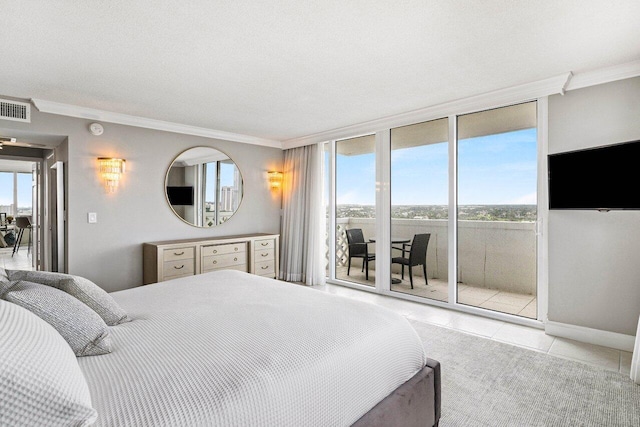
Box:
353 358 441 427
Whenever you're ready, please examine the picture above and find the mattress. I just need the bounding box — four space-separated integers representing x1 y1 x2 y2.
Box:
79 270 427 426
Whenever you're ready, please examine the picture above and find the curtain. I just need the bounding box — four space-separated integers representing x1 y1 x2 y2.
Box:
279 142 326 286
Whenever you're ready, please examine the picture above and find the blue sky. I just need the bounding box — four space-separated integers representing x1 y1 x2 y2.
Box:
0 172 32 207
333 128 537 205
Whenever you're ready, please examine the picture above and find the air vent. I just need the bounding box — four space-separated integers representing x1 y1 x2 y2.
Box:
0 98 31 123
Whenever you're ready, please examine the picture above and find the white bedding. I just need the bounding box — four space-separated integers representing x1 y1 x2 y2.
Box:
79 270 427 427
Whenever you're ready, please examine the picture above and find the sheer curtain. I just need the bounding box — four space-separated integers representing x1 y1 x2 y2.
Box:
279 142 325 286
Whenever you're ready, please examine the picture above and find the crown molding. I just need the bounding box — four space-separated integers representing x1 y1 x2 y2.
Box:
30 99 283 149
283 73 572 149
565 59 640 91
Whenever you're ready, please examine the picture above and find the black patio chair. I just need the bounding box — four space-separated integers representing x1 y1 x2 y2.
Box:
345 228 376 281
391 233 430 289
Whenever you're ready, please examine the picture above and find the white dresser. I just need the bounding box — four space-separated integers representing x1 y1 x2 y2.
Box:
143 233 279 284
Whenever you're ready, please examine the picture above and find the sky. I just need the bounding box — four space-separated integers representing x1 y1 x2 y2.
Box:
332 128 537 205
0 172 32 207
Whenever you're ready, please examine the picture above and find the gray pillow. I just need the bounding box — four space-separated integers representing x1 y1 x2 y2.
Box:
8 270 129 326
0 299 98 426
2 280 113 357
0 268 9 295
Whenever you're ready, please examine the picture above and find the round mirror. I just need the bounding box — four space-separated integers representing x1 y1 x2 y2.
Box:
165 146 243 227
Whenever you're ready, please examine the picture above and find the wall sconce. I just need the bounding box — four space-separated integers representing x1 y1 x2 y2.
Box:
268 171 283 190
98 157 126 193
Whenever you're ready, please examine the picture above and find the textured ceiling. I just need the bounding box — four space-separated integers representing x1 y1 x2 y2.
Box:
0 1 638 142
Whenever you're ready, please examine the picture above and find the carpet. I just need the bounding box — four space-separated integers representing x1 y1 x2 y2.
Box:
408 319 640 426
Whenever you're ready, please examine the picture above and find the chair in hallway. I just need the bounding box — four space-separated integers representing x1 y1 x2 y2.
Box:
12 216 32 257
391 233 430 289
345 228 376 281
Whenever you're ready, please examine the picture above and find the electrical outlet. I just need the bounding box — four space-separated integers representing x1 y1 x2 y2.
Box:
88 212 97 223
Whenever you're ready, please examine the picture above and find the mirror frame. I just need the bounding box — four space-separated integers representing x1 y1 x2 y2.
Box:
164 146 244 227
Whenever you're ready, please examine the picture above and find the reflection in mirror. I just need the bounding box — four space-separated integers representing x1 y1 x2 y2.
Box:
165 146 243 227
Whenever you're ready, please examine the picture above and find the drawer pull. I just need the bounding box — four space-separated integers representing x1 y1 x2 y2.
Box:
213 249 218 254
174 251 185 256
233 257 238 261
174 265 184 270
261 242 269 246
234 247 238 251
213 260 217 264
261 265 269 270
261 253 268 257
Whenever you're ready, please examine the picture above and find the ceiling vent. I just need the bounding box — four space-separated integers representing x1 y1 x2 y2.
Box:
0 98 31 123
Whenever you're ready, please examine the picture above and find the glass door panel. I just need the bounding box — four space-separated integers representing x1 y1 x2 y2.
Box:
335 135 376 287
390 118 449 301
456 102 537 318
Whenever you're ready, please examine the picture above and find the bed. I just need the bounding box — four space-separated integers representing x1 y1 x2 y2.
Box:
1 269 441 426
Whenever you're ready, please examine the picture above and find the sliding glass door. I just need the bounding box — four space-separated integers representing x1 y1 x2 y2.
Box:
456 102 538 318
334 135 377 287
390 118 449 301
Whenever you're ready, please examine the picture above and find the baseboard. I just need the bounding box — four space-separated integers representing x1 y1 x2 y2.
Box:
545 321 636 352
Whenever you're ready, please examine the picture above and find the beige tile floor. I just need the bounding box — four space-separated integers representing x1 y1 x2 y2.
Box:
312 281 633 375
0 247 34 271
335 266 537 318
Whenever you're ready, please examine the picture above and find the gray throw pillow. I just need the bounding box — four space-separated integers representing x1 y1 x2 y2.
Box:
8 270 129 326
0 268 9 295
2 280 113 357
0 299 98 426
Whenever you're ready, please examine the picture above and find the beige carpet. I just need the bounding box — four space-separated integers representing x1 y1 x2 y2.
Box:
409 319 640 426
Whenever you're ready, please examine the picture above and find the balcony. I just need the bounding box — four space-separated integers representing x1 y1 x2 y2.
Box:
330 217 537 319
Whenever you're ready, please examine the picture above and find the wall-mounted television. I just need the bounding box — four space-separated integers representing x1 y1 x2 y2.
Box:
167 186 194 206
548 139 640 210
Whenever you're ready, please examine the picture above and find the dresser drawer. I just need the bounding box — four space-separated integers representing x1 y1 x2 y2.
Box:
254 239 275 251
163 258 195 279
202 252 247 272
255 260 275 277
254 248 274 262
163 246 195 262
202 242 247 257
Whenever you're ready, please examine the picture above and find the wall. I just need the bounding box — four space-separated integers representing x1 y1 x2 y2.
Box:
548 76 640 336
0 102 283 292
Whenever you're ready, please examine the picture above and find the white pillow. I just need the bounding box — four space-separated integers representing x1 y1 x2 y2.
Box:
0 299 98 426
2 280 113 357
7 270 129 326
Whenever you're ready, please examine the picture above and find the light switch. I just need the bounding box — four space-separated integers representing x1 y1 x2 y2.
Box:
88 212 97 223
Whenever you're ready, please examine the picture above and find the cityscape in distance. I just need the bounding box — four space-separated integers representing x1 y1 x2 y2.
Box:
335 204 537 222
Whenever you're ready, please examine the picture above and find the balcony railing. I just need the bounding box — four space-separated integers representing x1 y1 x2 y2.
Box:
329 217 536 295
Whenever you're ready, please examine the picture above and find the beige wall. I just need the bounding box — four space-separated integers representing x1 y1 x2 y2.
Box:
0 102 283 292
548 76 640 336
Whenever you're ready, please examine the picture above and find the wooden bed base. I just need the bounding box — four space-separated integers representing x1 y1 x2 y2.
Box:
352 358 441 427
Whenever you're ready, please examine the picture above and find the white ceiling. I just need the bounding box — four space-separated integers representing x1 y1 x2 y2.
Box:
0 1 638 143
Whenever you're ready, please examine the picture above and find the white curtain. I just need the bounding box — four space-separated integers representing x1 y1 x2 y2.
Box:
279 142 326 286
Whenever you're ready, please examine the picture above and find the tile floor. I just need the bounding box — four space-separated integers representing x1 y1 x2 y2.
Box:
311 281 633 375
0 247 34 271
336 266 537 318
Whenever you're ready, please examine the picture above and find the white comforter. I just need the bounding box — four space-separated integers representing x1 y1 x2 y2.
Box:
78 271 426 427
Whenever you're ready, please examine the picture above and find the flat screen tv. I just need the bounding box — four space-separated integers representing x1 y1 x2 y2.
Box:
167 186 194 206
548 139 640 210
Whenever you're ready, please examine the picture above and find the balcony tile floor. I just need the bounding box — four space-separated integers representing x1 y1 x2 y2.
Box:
310 281 633 375
335 265 537 319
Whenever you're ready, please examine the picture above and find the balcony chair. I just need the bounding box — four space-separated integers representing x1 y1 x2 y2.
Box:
391 233 430 289
345 228 376 281
12 216 32 257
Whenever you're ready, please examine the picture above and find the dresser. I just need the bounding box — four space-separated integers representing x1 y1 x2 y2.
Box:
143 233 279 284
